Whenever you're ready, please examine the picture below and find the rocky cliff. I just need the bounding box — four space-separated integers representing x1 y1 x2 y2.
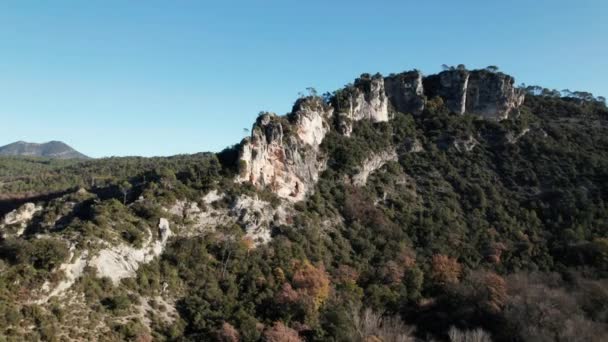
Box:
237 67 525 200
423 69 525 120
235 97 332 201
384 70 426 116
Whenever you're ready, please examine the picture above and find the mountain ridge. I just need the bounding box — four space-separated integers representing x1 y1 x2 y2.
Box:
0 140 89 159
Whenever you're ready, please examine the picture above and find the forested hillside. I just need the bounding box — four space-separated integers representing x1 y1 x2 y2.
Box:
0 68 607 342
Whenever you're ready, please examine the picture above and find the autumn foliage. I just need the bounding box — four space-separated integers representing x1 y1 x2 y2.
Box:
263 322 302 342
430 254 462 286
217 322 240 342
292 260 331 309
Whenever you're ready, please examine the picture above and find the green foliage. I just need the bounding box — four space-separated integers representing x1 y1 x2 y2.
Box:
0 238 69 271
0 88 607 341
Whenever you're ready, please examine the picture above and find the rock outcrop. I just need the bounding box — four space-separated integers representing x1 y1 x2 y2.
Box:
0 202 41 237
424 69 525 120
351 150 398 186
465 70 525 120
168 192 291 244
423 69 470 115
89 218 173 284
236 97 332 202
385 70 426 115
237 67 525 200
335 73 390 136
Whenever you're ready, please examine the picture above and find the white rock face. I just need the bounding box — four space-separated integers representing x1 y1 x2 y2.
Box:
337 75 390 137
292 97 333 147
352 150 398 186
237 76 392 200
170 194 290 245
237 98 331 202
1 202 41 237
37 248 89 303
347 76 389 123
231 195 290 244
424 69 525 120
90 218 172 284
384 70 426 115
203 189 224 204
236 68 526 201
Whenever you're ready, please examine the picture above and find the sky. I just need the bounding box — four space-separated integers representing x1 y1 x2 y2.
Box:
0 0 606 158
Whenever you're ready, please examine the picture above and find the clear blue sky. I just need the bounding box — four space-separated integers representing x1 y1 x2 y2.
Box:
1 1 606 157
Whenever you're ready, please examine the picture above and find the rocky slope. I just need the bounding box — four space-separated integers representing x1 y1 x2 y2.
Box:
237 67 525 201
0 141 89 159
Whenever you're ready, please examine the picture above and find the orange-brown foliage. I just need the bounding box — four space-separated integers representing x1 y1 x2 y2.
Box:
430 254 462 286
217 322 240 342
292 260 331 309
263 322 302 342
275 283 300 304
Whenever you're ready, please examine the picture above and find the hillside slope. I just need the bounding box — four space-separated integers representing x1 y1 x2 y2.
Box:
0 141 89 159
0 67 606 342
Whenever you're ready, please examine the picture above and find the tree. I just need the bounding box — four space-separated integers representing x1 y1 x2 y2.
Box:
292 260 331 309
485 65 499 73
430 254 462 286
119 181 132 205
448 326 492 342
306 87 318 97
217 322 240 342
352 308 415 342
263 322 302 342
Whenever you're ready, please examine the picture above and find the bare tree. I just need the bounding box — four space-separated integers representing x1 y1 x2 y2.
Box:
352 306 415 342
448 326 493 342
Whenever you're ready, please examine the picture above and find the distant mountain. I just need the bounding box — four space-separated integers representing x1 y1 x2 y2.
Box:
0 141 89 159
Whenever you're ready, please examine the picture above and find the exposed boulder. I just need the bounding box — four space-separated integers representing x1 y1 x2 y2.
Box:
0 202 41 237
385 70 426 115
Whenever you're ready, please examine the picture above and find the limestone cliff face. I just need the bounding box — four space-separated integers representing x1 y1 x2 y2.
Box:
335 73 389 135
465 71 525 120
236 97 332 201
236 67 525 201
385 70 426 115
423 69 470 115
423 69 525 120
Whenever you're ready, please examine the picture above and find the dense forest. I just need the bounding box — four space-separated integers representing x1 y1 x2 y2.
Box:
0 84 607 341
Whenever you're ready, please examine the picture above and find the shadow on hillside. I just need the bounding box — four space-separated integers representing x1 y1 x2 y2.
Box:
0 189 75 217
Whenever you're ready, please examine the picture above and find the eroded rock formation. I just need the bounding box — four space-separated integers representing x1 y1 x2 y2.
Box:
237 67 526 200
385 70 426 116
236 96 332 202
424 69 525 120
